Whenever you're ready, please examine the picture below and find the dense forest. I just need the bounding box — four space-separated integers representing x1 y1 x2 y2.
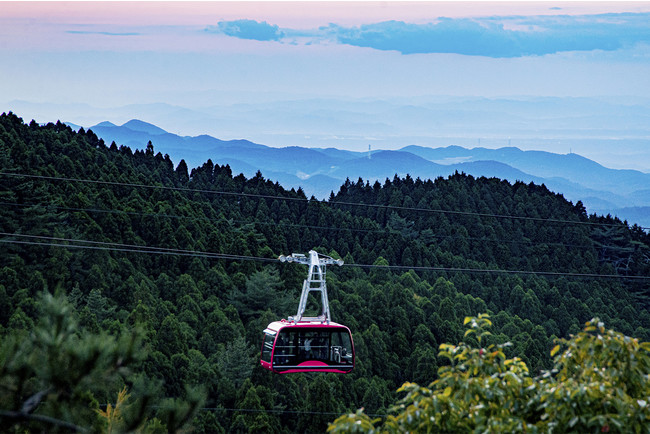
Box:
1 111 650 432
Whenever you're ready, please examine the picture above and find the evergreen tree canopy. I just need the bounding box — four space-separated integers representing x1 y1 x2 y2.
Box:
1 112 649 432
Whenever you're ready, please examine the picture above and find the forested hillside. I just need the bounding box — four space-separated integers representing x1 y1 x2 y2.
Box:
1 112 650 432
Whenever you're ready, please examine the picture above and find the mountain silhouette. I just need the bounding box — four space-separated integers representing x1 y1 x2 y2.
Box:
81 119 650 228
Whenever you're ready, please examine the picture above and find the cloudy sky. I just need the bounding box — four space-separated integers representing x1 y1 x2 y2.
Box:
3 1 650 100
2 1 650 169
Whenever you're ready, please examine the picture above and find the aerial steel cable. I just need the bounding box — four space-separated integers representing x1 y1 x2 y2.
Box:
0 200 387 235
2 171 645 230
0 232 275 262
2 232 649 281
144 405 387 419
0 200 599 250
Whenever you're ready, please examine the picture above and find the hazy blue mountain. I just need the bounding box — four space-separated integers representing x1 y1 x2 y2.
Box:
630 189 650 203
86 120 264 169
122 119 168 135
314 147 365 160
210 157 304 189
401 146 650 221
455 160 545 183
63 121 83 130
13 95 650 172
329 150 448 181
610 207 650 226
81 119 650 228
301 174 349 198
214 157 341 198
212 146 348 175
403 145 650 196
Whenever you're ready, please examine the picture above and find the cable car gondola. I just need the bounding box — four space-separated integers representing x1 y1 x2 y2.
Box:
260 251 355 374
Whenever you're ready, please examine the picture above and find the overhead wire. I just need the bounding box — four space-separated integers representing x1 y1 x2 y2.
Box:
2 171 648 281
2 232 649 281
128 404 387 419
0 199 387 235
0 232 276 262
1 171 644 230
0 200 598 251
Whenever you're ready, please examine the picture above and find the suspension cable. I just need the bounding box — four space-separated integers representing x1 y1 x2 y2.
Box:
1 171 641 229
2 232 648 281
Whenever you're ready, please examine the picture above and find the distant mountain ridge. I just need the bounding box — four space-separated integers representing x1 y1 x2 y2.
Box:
122 119 168 135
403 145 650 195
79 119 650 228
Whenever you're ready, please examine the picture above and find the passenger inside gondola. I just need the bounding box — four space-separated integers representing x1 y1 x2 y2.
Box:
303 336 313 358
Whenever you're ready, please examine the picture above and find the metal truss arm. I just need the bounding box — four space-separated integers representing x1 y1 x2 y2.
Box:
278 250 344 324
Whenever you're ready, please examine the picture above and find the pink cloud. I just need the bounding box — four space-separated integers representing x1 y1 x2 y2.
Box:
5 1 650 28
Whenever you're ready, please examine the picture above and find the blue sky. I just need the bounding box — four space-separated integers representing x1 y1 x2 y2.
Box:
209 12 650 57
1 2 650 170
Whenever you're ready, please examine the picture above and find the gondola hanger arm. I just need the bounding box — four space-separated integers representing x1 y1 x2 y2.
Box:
278 250 343 324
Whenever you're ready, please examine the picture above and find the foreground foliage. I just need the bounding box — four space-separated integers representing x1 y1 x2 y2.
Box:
329 314 650 433
0 292 204 433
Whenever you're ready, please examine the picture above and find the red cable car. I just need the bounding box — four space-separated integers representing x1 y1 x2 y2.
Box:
260 251 355 374
260 320 354 374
